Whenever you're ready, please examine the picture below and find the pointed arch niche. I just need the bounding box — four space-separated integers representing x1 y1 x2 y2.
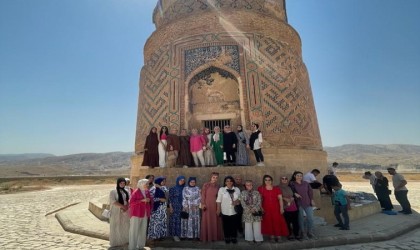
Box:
184 66 245 130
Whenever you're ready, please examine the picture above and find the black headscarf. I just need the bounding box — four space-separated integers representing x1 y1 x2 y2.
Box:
116 177 129 205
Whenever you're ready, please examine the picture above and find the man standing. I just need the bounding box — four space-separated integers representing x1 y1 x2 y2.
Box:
223 125 237 166
387 167 412 214
327 162 339 176
249 123 264 166
166 128 180 168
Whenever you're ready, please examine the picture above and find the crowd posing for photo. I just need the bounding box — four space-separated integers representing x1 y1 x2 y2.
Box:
141 124 265 168
107 166 368 249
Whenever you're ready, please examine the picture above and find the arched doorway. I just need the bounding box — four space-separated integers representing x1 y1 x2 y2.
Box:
187 66 241 131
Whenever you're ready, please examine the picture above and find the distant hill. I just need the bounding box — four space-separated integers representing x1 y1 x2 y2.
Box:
0 152 132 177
0 153 55 163
324 144 420 171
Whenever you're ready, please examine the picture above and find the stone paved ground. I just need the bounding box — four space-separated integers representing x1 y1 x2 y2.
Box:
0 185 112 250
1 182 419 250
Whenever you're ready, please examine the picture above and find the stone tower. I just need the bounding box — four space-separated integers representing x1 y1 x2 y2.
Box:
131 0 327 180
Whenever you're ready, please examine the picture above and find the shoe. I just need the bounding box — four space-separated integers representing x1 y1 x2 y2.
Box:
247 241 255 245
334 223 343 227
255 241 263 245
231 238 238 244
173 236 180 242
308 232 318 239
398 210 405 213
403 211 413 215
225 239 231 244
287 236 295 241
339 227 350 230
313 207 321 211
183 165 188 168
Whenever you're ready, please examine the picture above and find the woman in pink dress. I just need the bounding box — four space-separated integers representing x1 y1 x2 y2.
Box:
258 174 289 242
200 172 223 242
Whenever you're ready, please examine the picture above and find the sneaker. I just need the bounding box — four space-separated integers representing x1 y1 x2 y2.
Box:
173 236 180 242
183 165 188 168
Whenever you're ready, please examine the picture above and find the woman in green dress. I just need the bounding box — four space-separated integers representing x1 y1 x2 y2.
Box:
211 126 224 167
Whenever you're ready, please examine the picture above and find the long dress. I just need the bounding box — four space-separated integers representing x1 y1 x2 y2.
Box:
375 177 394 210
200 182 223 242
168 182 184 237
177 135 193 166
236 131 250 166
158 134 167 167
109 189 130 247
181 186 201 238
142 133 159 167
258 186 289 236
211 133 224 165
204 134 216 166
148 186 167 239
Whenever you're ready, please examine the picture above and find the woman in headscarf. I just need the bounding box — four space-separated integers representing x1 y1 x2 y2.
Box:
289 171 316 240
217 176 241 244
141 127 159 168
147 177 168 241
177 129 193 168
374 171 394 211
168 176 186 242
202 127 216 166
211 126 224 167
240 180 263 244
128 179 152 250
200 172 223 242
181 177 201 240
258 174 289 242
235 125 250 166
279 176 300 241
109 177 130 248
158 126 169 167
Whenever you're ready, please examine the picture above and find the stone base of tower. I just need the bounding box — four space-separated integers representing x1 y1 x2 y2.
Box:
130 148 327 187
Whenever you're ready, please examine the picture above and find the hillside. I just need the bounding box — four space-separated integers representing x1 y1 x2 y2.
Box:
324 144 420 170
0 152 132 177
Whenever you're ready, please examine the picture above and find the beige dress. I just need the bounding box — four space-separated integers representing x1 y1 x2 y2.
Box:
109 189 130 247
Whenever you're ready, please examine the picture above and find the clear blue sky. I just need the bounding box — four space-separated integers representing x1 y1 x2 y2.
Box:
1 0 419 155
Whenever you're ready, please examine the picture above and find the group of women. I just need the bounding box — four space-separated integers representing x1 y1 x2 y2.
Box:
141 124 262 168
108 170 319 249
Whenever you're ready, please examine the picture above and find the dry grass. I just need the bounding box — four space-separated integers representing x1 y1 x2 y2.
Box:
0 176 122 195
337 171 420 182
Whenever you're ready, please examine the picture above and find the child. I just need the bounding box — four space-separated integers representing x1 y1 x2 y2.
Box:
332 184 351 230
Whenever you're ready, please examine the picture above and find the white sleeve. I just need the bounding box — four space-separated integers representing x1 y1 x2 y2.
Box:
258 132 263 143
216 188 223 203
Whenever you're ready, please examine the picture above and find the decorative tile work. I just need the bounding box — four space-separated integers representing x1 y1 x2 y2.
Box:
185 45 240 78
154 0 286 27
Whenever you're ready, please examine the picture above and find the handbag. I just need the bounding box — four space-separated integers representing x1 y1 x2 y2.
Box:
180 211 189 219
102 209 110 219
252 211 264 217
234 204 243 214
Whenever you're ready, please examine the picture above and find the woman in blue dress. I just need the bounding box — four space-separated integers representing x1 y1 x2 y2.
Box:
148 177 168 241
168 176 186 241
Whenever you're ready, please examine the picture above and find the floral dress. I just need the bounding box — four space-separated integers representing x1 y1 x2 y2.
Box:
181 186 201 238
148 186 167 239
236 131 250 165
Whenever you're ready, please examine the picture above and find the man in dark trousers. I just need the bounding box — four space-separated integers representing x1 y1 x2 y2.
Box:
223 125 237 166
